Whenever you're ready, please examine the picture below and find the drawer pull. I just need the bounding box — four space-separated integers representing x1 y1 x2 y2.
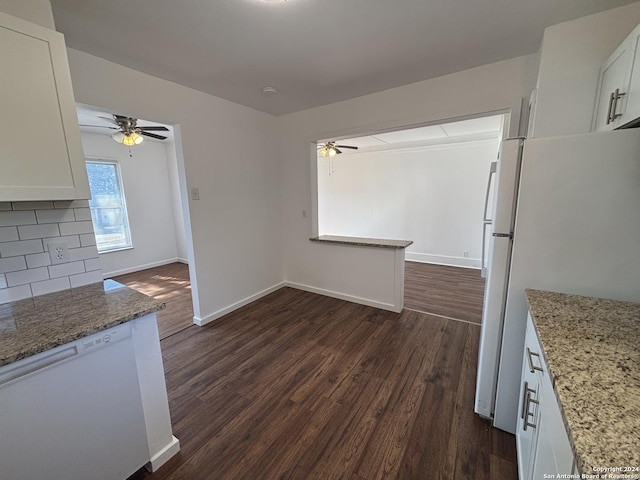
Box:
526 347 543 373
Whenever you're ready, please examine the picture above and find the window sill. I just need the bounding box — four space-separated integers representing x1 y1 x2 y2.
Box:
98 246 134 255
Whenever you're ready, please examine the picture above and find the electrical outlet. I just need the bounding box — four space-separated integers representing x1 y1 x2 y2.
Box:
48 242 69 265
463 251 469 258
190 187 200 201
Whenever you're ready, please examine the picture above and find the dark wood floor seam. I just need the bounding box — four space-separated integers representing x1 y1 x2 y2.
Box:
403 307 483 327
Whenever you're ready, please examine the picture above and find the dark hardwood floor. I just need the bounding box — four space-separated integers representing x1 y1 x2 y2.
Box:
130 287 516 480
112 262 193 339
404 261 485 324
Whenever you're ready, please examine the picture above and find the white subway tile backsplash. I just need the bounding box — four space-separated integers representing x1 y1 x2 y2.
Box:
48 260 85 279
73 208 92 222
0 285 32 303
0 211 36 227
43 235 81 251
18 223 60 240
79 233 97 247
0 239 43 257
0 256 27 274
84 257 102 272
0 204 104 304
54 200 90 209
59 221 94 236
26 252 51 269
6 267 49 287
12 201 54 210
69 245 99 262
31 276 71 297
36 209 75 224
0 226 19 242
69 270 103 288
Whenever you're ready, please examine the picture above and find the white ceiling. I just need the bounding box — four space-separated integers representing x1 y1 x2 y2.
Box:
327 115 503 154
76 104 174 143
51 0 637 116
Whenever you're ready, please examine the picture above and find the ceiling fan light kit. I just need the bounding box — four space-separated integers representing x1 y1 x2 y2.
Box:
82 114 170 147
318 141 358 157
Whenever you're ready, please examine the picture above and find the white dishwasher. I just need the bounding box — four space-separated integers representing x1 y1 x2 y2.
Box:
0 321 149 480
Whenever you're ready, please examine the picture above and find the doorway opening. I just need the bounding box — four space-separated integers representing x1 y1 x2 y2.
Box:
315 113 509 324
77 103 197 339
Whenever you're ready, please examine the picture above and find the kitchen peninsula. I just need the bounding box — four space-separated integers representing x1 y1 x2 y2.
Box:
0 280 180 479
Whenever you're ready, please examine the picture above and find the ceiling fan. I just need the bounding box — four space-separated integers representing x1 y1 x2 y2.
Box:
318 141 358 157
80 114 169 146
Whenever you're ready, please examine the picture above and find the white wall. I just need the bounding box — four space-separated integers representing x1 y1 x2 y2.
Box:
0 0 54 28
67 49 282 324
533 1 640 137
318 139 500 268
278 54 538 308
165 143 188 262
80 132 187 277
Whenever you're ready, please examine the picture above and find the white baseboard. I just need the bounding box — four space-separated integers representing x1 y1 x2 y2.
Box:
146 435 180 472
193 282 286 326
405 252 481 269
284 281 400 313
177 258 189 264
102 258 183 278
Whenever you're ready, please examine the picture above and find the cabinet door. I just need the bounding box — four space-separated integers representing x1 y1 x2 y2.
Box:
0 11 89 201
593 38 633 131
516 315 542 480
620 25 640 126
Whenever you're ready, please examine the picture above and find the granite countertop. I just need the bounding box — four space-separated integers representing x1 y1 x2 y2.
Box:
525 289 640 474
0 280 164 367
310 235 413 249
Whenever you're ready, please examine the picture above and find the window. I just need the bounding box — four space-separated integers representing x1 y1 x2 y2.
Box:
86 161 132 253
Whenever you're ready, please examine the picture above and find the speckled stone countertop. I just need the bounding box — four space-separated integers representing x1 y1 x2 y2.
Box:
310 235 413 249
0 280 164 367
525 289 640 474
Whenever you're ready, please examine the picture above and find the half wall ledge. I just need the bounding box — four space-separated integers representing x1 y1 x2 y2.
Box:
309 235 413 249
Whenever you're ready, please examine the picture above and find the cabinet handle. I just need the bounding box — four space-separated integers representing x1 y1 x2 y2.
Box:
611 88 626 122
526 347 543 373
523 388 539 431
607 91 615 125
520 380 532 419
525 393 539 430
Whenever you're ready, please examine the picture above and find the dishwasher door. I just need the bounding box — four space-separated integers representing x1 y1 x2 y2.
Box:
0 323 149 480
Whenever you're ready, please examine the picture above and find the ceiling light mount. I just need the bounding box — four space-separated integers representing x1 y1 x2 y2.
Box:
261 86 279 96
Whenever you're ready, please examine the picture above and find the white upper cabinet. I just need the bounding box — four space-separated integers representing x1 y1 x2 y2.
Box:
0 11 89 201
593 36 634 131
593 22 640 131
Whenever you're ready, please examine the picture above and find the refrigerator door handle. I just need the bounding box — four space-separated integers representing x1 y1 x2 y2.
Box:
481 220 491 277
483 162 498 222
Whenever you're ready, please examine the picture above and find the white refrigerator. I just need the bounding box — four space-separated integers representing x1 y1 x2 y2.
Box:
475 129 640 434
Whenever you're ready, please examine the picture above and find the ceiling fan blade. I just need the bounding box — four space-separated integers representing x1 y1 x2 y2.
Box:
335 145 358 149
334 147 342 155
140 131 167 140
79 124 118 129
97 116 117 123
138 126 169 131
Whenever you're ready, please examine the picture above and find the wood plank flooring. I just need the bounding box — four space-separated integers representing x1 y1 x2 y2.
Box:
129 287 516 480
404 262 485 324
112 262 193 339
